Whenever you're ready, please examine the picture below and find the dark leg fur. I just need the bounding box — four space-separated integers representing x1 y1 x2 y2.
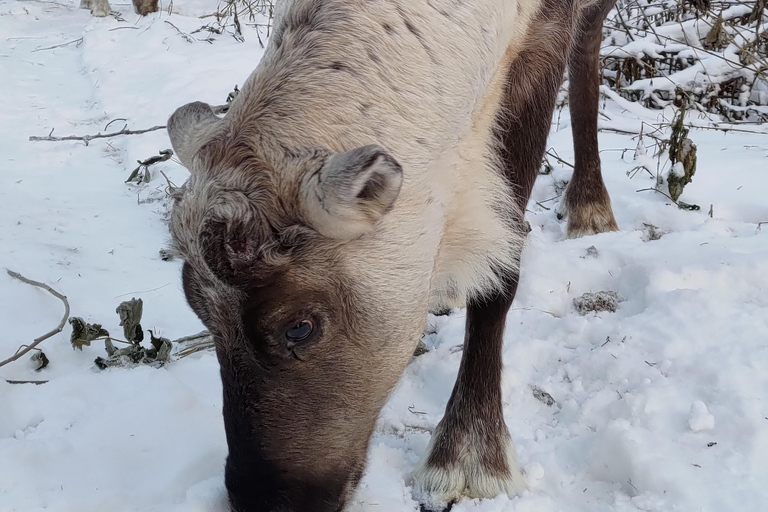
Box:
414 0 575 506
560 0 619 238
414 270 526 510
133 0 159 15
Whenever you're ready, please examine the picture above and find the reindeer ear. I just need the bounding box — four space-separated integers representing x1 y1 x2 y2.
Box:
167 102 222 170
302 145 403 240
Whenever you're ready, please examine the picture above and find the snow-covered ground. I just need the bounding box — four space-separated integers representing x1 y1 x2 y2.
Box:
1 2 767 511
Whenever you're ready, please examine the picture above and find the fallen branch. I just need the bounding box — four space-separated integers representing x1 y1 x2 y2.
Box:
0 270 70 368
545 148 574 169
29 125 166 145
5 379 49 385
29 101 233 145
32 37 83 52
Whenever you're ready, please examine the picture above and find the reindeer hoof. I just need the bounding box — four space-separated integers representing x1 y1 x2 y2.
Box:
559 181 618 239
413 424 525 508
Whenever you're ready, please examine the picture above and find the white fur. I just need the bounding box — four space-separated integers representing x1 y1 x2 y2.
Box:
80 0 111 17
232 0 542 312
413 429 526 505
167 0 546 370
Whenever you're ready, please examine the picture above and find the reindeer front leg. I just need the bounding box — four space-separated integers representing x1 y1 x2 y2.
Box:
559 0 619 238
413 274 526 510
414 0 576 508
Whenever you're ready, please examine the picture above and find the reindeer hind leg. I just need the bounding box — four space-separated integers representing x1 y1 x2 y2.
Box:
560 0 619 238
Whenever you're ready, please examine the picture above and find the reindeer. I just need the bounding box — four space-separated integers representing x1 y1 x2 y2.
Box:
80 0 157 17
166 0 618 510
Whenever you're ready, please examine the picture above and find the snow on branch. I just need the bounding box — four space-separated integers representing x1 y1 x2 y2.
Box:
596 0 768 121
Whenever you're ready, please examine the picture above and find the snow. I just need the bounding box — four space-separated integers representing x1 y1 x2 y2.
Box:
689 401 715 433
1 2 768 512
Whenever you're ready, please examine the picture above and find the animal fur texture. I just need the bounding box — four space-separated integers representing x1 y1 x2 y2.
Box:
166 0 618 510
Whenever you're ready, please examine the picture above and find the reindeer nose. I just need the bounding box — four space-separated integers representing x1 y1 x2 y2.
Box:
225 454 351 512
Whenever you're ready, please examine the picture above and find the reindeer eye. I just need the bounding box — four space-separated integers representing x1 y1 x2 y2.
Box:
285 320 314 342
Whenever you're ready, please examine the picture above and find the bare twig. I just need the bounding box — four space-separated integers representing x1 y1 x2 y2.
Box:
5 379 49 385
32 37 83 52
165 21 196 43
29 125 167 145
104 118 127 131
159 170 178 194
636 187 679 203
175 342 216 359
174 330 215 359
0 270 70 368
545 148 575 168
682 124 768 135
173 330 212 344
511 307 560 318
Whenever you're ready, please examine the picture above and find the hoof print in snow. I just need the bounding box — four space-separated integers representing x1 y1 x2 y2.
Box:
573 291 623 315
531 385 557 406
642 223 666 241
582 245 599 258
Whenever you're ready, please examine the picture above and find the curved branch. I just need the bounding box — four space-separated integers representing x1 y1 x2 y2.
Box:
0 270 70 368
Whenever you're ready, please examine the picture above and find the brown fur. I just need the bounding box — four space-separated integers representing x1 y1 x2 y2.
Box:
561 0 620 238
132 0 159 16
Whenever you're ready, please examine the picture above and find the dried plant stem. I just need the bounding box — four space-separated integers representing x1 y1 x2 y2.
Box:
0 270 70 368
174 331 215 359
545 148 575 168
175 342 216 359
165 21 196 43
636 187 679 203
173 330 212 344
5 379 49 385
32 37 84 52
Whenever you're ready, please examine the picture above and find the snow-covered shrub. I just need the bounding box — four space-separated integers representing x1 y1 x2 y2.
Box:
599 0 768 121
